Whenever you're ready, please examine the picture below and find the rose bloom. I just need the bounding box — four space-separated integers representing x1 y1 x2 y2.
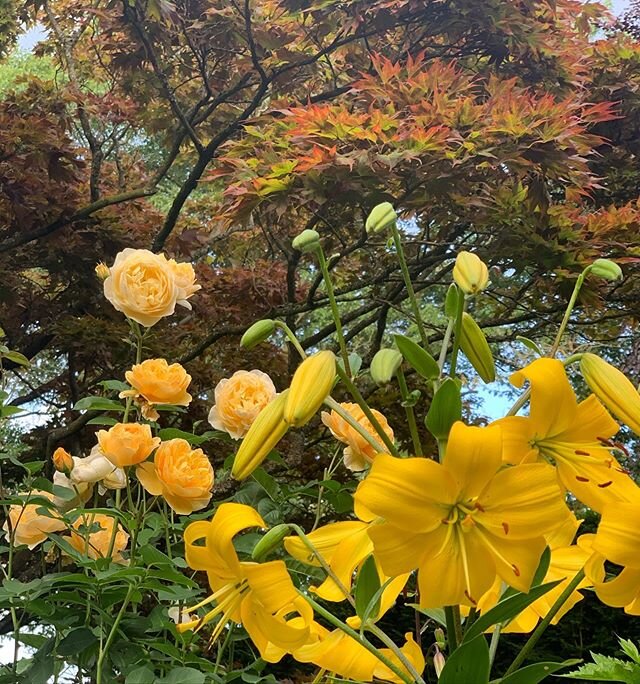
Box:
97 423 160 468
121 358 192 421
68 513 129 564
208 370 277 439
321 402 395 471
103 249 198 327
3 491 66 549
136 438 214 515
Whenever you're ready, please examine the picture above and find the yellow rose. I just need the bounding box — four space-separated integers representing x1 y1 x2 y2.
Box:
52 447 74 475
103 249 197 327
208 370 277 439
97 423 160 468
168 259 201 308
321 403 394 471
2 491 66 549
68 513 129 564
136 438 214 515
121 359 192 421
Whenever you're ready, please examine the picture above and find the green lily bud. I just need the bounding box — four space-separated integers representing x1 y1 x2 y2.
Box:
251 523 292 561
365 202 397 234
370 348 403 385
459 312 495 383
588 258 623 282
240 319 276 349
292 229 320 253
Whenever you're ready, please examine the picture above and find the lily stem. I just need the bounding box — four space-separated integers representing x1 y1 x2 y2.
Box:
503 568 586 676
396 368 423 455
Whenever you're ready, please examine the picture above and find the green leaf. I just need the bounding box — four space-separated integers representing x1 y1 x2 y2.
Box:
410 605 447 627
439 635 490 684
354 555 381 621
99 379 130 392
620 640 640 665
463 580 563 643
0 405 23 417
394 334 440 380
516 336 543 357
498 659 581 684
560 653 640 682
3 350 29 366
157 428 218 445
73 396 125 412
425 378 461 440
86 416 120 426
57 627 98 656
158 667 206 684
125 666 156 684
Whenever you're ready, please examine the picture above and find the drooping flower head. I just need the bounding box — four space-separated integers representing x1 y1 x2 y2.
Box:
494 358 637 511
136 438 214 514
179 503 313 661
355 422 570 607
321 402 394 471
208 370 277 439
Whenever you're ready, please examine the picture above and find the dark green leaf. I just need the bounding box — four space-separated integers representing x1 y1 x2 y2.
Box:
425 378 461 440
158 667 206 684
57 627 98 656
355 555 381 621
394 334 439 380
73 396 125 412
439 635 490 684
498 659 581 684
125 666 156 684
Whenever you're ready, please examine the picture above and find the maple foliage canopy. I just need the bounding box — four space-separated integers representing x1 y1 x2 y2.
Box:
2 0 640 469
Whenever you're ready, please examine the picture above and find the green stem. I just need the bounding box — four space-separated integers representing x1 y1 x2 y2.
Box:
550 269 589 358
324 397 385 456
505 388 530 417
488 622 502 668
275 321 307 360
503 568 586 676
315 247 351 376
290 524 355 609
366 620 427 684
96 582 136 684
390 222 429 348
449 292 466 378
396 368 423 455
444 605 460 652
438 319 455 374
302 593 417 684
334 364 400 456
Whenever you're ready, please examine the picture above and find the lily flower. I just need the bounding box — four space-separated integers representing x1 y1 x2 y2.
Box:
494 358 637 512
585 494 640 615
284 519 409 627
179 503 313 661
354 421 569 607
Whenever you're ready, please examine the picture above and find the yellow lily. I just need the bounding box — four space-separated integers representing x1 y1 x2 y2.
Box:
494 358 637 512
284 520 409 627
354 421 570 608
585 493 640 615
179 503 313 661
468 513 592 632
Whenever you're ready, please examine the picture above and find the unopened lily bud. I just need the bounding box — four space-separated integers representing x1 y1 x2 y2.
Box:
459 312 495 383
580 353 640 435
53 447 74 476
284 351 336 427
241 319 276 349
365 202 397 234
588 258 623 282
370 348 403 385
232 390 290 480
452 251 489 295
292 229 320 253
434 628 445 649
95 262 110 281
434 647 446 678
251 523 292 561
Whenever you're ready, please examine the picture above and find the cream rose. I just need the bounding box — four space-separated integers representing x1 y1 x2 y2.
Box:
136 438 213 515
103 249 198 327
321 402 394 471
208 370 277 439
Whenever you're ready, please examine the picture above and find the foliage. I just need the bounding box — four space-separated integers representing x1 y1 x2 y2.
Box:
562 637 640 682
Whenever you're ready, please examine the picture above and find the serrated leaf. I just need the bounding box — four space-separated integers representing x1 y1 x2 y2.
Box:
620 639 640 665
394 334 440 380
560 653 640 682
439 634 490 684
